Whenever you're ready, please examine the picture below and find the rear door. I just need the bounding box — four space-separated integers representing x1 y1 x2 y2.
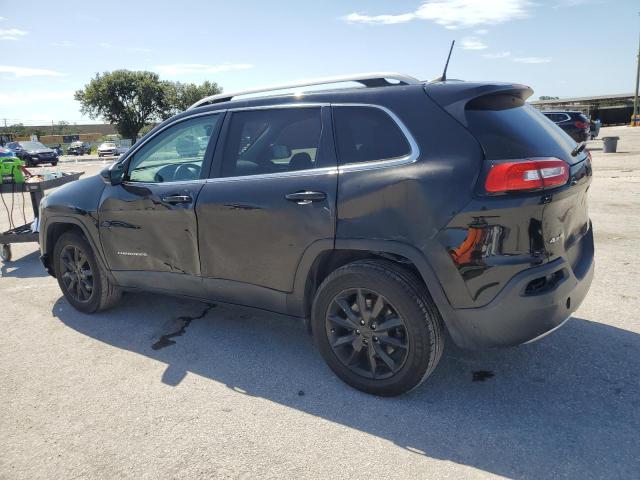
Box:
196 105 337 293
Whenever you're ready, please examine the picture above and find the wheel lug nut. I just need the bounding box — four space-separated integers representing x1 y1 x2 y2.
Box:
355 329 360 335
371 324 377 330
363 339 368 344
373 336 378 342
360 320 365 325
330 328 335 333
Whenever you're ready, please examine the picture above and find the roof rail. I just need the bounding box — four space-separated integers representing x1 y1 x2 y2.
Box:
188 72 421 109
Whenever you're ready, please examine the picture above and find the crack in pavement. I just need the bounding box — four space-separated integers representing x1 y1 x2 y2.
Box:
151 303 216 350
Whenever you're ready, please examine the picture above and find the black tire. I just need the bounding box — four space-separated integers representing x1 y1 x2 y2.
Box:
53 231 121 313
24 158 33 168
311 260 444 396
51 161 58 167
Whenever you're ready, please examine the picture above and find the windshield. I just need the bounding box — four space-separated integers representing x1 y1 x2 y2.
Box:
20 141 47 150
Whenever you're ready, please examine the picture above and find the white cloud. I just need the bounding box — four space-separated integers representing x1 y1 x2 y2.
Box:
461 37 488 50
0 28 28 40
0 16 5 21
51 40 75 47
127 47 152 53
98 42 111 48
154 63 253 76
0 65 65 77
0 91 74 106
475 29 489 34
342 12 416 25
513 56 552 64
483 51 511 58
342 0 532 29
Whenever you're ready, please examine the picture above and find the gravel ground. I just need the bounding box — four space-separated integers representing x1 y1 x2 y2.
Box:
1 127 638 479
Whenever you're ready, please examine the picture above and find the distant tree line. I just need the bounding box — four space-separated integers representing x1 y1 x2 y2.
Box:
74 70 222 142
1 120 79 138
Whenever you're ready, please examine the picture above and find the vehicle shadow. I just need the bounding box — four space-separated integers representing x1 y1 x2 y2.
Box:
53 293 639 479
0 250 47 278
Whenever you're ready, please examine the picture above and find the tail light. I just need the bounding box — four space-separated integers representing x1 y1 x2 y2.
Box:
575 120 589 129
485 158 569 193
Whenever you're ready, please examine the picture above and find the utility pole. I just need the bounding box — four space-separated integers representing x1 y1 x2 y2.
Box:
633 13 640 126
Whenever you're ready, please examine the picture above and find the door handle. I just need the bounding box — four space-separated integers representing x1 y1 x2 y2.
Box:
162 194 192 204
285 191 327 204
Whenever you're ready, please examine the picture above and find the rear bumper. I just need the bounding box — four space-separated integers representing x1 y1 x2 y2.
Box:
443 227 594 349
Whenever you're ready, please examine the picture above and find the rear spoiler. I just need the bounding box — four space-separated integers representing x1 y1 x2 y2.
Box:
424 82 534 127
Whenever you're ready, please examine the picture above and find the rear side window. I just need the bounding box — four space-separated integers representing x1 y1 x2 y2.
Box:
466 103 582 164
221 108 322 177
333 106 410 165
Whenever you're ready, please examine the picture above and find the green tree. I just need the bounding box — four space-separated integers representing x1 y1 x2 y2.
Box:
138 123 157 137
162 80 222 119
539 96 560 100
75 70 169 142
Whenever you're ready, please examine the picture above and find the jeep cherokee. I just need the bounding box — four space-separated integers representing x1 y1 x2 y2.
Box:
39 73 594 396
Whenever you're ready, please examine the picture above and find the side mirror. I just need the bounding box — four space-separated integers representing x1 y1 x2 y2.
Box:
100 160 128 186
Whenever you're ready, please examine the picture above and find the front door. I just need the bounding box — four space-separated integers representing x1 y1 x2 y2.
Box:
197 106 337 293
98 113 224 280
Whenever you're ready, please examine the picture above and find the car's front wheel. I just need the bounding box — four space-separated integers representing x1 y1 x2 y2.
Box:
53 231 121 313
311 260 444 396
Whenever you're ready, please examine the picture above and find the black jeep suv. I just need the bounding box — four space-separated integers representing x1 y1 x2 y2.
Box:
39 73 594 396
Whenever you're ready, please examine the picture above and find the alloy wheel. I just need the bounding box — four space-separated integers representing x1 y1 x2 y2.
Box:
59 245 94 302
325 288 409 380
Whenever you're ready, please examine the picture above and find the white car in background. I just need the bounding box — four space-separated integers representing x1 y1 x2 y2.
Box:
97 142 118 157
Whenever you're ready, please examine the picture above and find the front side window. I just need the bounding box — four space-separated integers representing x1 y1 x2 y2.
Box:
221 108 322 177
333 106 411 165
128 114 221 183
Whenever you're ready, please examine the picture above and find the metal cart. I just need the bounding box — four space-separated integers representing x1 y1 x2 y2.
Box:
0 172 83 262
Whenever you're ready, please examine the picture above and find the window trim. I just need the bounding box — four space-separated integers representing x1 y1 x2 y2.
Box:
119 110 225 186
119 102 420 185
331 103 420 173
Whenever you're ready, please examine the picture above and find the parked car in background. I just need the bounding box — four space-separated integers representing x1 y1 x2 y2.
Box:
68 141 91 155
39 73 594 396
542 111 590 143
51 144 64 156
116 145 129 155
0 146 16 159
97 142 118 157
6 141 59 167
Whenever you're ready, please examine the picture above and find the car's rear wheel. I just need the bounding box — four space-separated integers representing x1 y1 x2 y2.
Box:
53 231 121 313
311 260 444 396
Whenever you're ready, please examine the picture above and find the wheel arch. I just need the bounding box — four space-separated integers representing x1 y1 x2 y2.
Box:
288 239 454 331
41 216 109 279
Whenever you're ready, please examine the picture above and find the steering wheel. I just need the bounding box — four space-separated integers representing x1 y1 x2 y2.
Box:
173 163 201 181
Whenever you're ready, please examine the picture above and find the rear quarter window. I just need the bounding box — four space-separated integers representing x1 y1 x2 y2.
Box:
466 104 581 164
333 106 411 165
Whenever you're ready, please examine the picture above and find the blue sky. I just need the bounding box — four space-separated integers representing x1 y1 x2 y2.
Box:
0 0 638 124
